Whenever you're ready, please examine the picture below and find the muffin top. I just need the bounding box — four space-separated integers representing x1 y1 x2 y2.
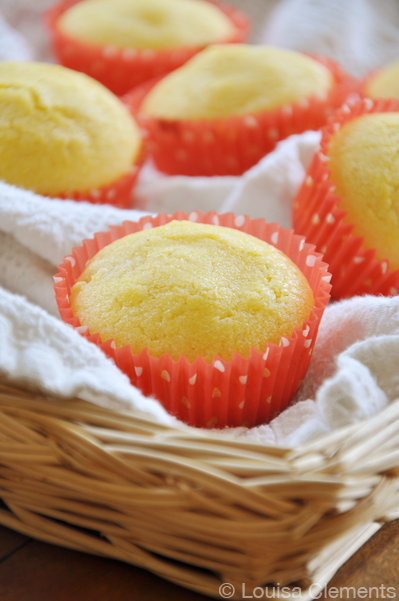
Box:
0 61 141 195
364 58 399 100
70 220 314 363
327 112 399 270
58 0 235 50
141 44 334 120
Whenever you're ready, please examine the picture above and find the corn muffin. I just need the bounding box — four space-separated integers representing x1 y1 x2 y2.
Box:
327 112 399 270
70 220 314 363
57 0 235 50
141 44 334 120
0 61 141 196
363 58 399 100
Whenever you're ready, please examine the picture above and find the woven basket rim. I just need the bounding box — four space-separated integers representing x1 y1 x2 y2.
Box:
2 376 398 457
1 376 399 600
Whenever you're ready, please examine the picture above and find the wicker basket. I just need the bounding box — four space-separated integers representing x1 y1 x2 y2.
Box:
0 377 398 600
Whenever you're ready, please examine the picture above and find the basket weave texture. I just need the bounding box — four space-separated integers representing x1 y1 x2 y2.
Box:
0 378 398 600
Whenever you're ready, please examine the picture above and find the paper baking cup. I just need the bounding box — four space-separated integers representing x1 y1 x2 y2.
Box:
54 211 331 428
293 97 399 300
123 55 356 176
44 0 250 97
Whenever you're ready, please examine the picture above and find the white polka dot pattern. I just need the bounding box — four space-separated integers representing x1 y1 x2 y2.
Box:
326 213 335 224
234 215 245 227
271 232 279 245
311 214 320 226
76 325 88 334
306 255 317 267
161 370 171 382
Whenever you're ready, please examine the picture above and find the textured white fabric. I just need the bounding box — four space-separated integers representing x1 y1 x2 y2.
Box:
0 182 148 316
0 13 32 61
263 0 399 77
135 131 320 221
0 0 53 62
0 0 280 61
221 130 320 222
0 182 147 266
0 133 397 447
134 161 238 215
0 286 176 425
0 231 57 317
296 294 399 403
5 0 399 77
1 1 399 447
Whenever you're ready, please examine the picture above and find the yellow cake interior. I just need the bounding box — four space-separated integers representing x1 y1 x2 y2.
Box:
71 221 314 363
58 0 235 50
364 59 399 100
0 61 141 195
141 44 334 120
327 112 399 270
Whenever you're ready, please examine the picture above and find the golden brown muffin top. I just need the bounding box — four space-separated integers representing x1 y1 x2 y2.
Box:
71 221 314 363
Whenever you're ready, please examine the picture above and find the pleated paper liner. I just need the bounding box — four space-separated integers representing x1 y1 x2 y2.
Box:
123 55 357 176
293 97 399 301
44 0 250 97
54 211 331 429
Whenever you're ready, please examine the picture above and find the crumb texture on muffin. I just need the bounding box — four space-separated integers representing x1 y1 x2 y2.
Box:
141 44 334 120
58 0 234 50
71 221 314 363
364 59 399 100
327 112 399 270
0 61 140 195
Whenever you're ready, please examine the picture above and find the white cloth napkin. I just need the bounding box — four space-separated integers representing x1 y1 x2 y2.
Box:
262 0 399 77
0 129 398 447
4 0 399 77
0 12 31 61
2 0 399 447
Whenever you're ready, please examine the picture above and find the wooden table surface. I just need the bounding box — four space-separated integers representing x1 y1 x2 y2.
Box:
0 520 398 600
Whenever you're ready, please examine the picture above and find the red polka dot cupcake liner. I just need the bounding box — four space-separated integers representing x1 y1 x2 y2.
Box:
123 55 356 176
293 97 399 300
44 0 250 97
54 211 331 429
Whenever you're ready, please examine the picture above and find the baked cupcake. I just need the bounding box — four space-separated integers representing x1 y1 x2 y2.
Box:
126 44 355 176
70 220 314 361
54 211 331 428
362 57 399 101
293 98 399 299
0 61 142 207
45 0 250 96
